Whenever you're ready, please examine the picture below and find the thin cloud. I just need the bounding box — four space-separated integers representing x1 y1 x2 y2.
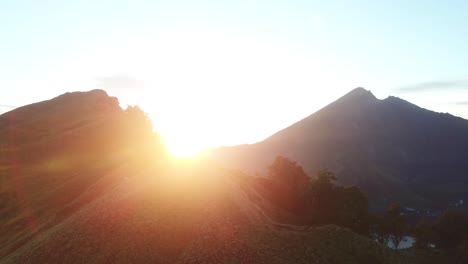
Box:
0 104 17 109
454 101 468 106
395 79 468 93
95 74 144 92
0 104 17 115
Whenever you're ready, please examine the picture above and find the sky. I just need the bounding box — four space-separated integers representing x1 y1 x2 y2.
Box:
1 0 468 155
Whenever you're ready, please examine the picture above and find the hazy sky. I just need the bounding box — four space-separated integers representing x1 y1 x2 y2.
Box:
1 0 467 155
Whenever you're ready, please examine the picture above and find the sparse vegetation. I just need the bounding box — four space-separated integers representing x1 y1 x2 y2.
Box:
412 209 468 249
260 156 371 235
372 204 407 248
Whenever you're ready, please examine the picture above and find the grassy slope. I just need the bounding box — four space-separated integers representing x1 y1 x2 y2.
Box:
4 162 465 264
0 90 157 260
0 165 399 264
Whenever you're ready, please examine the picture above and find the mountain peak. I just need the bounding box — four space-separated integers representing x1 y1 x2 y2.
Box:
382 95 423 111
56 89 109 100
344 87 377 100
0 89 120 121
326 87 377 111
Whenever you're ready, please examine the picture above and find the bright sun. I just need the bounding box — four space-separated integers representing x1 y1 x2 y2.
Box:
126 31 339 159
163 138 205 158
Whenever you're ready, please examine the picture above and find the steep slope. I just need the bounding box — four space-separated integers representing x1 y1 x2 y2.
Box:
212 88 468 210
0 90 162 260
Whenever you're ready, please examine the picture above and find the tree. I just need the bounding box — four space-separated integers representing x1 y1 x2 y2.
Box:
124 105 153 138
305 170 370 235
371 215 390 245
266 156 310 211
385 205 406 249
268 156 309 193
433 210 467 249
305 169 338 225
337 186 370 235
264 157 371 235
413 218 434 249
372 204 406 248
308 170 337 202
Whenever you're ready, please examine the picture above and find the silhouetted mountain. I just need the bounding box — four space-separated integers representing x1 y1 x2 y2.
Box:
212 87 468 211
0 90 164 261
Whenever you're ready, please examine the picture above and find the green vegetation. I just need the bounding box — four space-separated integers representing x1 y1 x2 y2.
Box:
412 209 468 249
372 204 407 248
259 155 468 252
259 155 372 235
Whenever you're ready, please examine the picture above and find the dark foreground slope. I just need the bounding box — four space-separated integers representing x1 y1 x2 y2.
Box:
212 88 468 211
0 90 466 263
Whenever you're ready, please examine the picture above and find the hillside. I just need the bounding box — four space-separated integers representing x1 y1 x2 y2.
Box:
0 90 163 260
0 90 466 263
212 88 468 211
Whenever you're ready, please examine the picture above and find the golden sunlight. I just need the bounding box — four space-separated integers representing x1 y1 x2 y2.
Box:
163 137 205 158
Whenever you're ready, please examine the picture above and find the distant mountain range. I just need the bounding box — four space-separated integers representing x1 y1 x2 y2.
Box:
212 87 468 211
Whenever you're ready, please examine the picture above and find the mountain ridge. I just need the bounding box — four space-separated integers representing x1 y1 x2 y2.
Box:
212 87 468 211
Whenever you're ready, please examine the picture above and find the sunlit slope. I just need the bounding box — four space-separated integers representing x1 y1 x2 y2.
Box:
212 88 468 210
1 161 408 264
4 162 463 264
0 90 163 260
